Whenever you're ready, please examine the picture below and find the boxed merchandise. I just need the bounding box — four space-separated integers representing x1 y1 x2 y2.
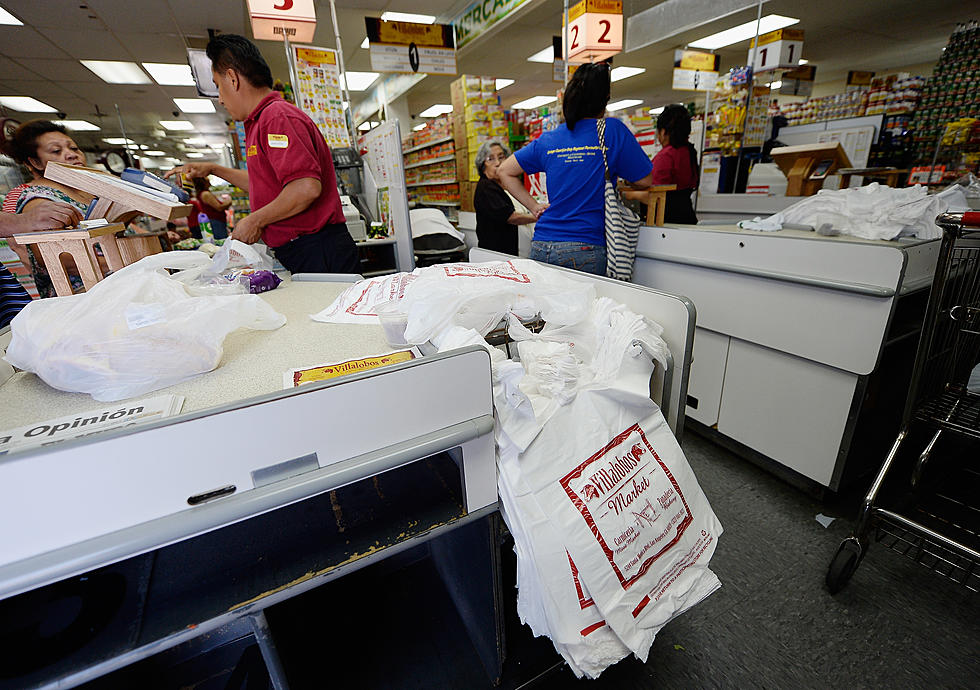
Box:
480 76 495 90
465 102 488 120
460 181 476 211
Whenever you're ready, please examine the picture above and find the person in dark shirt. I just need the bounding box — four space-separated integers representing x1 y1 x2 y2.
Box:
473 140 536 256
650 104 700 224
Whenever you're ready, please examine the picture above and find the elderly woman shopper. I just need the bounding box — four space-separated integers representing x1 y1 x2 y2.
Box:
473 140 536 255
497 62 653 275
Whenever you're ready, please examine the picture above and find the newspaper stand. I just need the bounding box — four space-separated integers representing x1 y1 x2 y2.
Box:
827 211 980 593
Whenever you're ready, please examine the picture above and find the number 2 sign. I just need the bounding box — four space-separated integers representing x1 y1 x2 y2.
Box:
562 0 623 64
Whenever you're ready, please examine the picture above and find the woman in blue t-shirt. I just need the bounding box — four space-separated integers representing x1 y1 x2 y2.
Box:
498 62 653 275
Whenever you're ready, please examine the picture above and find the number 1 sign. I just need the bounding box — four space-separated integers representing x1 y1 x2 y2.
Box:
747 28 804 73
563 0 623 64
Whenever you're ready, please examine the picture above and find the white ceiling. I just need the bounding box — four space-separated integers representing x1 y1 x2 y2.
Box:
0 0 964 160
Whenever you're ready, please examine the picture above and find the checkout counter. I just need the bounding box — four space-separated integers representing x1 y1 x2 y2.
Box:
0 264 695 687
632 222 939 492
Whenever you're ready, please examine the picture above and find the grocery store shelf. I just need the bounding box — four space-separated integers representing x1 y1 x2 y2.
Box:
402 136 454 154
406 180 458 187
403 154 455 170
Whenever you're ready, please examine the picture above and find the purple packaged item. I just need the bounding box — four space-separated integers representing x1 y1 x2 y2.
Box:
245 270 282 294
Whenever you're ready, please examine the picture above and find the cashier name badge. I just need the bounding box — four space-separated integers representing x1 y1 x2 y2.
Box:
267 134 289 148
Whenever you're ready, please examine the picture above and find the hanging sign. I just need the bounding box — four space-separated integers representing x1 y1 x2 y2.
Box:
453 0 534 50
747 28 804 73
846 70 875 92
365 18 456 75
292 46 351 148
246 0 316 43
672 49 719 91
563 0 623 64
779 64 816 97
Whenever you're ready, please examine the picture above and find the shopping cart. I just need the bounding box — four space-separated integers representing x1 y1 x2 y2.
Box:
826 211 980 594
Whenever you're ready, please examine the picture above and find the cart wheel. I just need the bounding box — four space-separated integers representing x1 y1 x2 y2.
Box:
826 538 863 594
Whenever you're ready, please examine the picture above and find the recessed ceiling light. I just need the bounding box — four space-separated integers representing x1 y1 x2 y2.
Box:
511 96 557 109
0 96 56 112
159 120 195 131
59 119 100 131
142 62 195 86
527 46 555 63
412 123 426 131
496 78 515 90
650 106 665 115
343 71 379 91
173 98 216 114
610 66 646 82
103 137 136 145
80 60 151 84
0 6 23 25
798 59 809 65
606 99 643 112
689 15 800 50
360 37 369 49
143 150 165 156
186 152 204 158
380 12 434 24
419 104 453 118
184 138 207 146
769 80 783 90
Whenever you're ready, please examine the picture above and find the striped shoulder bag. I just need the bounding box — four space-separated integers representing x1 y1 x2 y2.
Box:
597 117 642 281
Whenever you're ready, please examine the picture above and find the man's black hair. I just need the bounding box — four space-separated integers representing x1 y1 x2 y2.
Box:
206 34 274 89
562 61 611 130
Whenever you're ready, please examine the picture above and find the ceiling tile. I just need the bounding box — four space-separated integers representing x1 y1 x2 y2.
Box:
0 26 70 59
117 32 190 64
42 28 132 61
0 0 101 29
85 0 179 34
0 55 39 80
23 59 105 83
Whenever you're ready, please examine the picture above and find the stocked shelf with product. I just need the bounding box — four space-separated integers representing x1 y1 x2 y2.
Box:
402 115 460 219
451 74 509 212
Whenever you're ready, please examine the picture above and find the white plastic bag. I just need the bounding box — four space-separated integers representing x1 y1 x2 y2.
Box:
5 251 286 401
172 239 274 296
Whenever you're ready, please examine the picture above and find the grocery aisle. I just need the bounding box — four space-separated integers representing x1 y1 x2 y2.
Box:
533 431 980 688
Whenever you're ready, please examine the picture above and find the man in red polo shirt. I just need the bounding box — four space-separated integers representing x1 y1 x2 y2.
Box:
167 34 358 274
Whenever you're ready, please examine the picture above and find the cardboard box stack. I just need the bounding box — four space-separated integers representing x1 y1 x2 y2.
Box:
451 75 509 211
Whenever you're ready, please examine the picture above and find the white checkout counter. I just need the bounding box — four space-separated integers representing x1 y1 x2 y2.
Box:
695 193 799 223
632 223 939 493
0 266 695 688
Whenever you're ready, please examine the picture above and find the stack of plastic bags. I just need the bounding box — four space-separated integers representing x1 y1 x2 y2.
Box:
314 260 723 677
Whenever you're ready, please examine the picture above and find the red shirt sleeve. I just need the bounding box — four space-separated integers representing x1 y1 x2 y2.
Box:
650 148 675 186
259 112 323 187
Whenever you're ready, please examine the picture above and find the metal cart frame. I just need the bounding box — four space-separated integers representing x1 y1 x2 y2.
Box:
827 211 980 593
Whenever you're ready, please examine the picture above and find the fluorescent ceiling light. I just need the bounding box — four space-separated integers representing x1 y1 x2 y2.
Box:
141 159 159 167
186 152 204 158
143 62 195 86
610 66 646 82
798 59 809 65
159 120 195 131
607 99 643 112
380 12 434 24
103 137 135 145
0 96 56 112
650 106 665 115
419 104 452 118
343 71 379 91
184 138 206 146
527 46 554 63
688 15 799 50
0 6 23 25
496 78 515 90
80 60 151 84
164 157 181 165
60 119 100 131
143 150 165 156
412 123 426 131
173 98 216 114
769 80 782 89
511 96 557 109
360 37 369 49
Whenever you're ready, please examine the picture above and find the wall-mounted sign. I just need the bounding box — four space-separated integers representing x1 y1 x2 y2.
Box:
246 0 316 43
563 0 623 64
365 18 456 74
453 0 534 50
747 28 803 72
292 46 350 148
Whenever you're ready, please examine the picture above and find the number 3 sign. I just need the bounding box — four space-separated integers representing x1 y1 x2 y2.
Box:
747 28 804 73
563 0 623 64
